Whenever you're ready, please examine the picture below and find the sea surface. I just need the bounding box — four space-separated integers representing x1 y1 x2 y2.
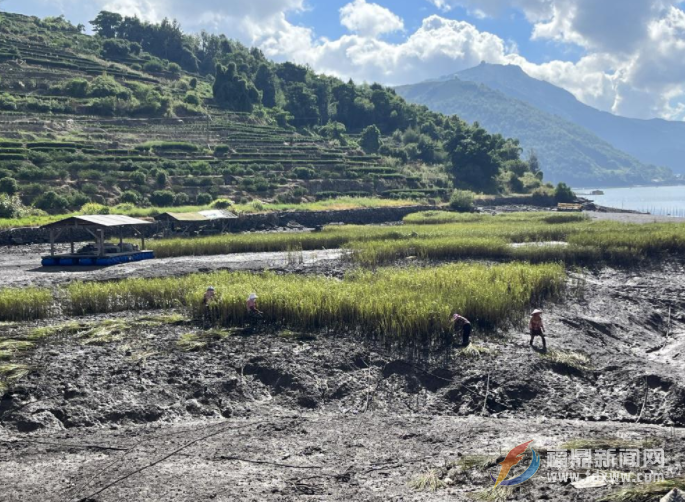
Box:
574 185 685 217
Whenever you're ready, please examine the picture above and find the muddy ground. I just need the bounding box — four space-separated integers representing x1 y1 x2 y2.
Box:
1 255 684 501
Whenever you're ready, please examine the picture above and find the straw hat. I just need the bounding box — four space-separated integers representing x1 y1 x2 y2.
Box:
248 293 258 300
531 309 543 315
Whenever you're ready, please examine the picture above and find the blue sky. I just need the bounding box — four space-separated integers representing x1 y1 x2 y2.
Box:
2 0 684 120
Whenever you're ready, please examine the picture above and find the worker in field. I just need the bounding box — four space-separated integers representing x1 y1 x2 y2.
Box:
529 309 546 350
246 293 263 318
452 313 472 346
202 286 216 328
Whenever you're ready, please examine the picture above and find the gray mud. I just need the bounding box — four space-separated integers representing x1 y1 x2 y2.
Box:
1 262 684 501
0 244 346 288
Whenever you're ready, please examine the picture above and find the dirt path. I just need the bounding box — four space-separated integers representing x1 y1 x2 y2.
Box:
0 246 345 288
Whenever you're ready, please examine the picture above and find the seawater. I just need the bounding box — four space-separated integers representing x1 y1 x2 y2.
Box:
574 185 685 217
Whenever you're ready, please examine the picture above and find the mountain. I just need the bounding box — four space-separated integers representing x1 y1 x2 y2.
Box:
396 77 671 186
457 63 685 175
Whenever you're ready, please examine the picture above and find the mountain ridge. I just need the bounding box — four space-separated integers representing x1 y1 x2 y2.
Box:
457 63 685 175
396 75 671 186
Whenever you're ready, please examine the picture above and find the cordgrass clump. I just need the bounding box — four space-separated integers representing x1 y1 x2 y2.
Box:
599 478 685 502
539 349 591 371
409 469 447 492
560 438 660 451
0 287 53 322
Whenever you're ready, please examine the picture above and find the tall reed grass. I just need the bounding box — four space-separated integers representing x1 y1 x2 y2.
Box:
0 288 53 322
64 263 564 344
1 263 565 343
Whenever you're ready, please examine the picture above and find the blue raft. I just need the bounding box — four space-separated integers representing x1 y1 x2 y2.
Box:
41 251 154 267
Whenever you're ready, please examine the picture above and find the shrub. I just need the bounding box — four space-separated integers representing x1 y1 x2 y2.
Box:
130 171 147 185
155 171 168 187
184 92 200 105
80 202 110 215
143 60 164 73
119 190 140 204
33 191 69 214
294 166 315 180
211 198 233 209
64 79 89 98
173 192 190 206
150 190 175 207
0 177 18 195
0 194 24 218
449 189 475 212
196 193 213 205
69 192 91 209
167 62 182 76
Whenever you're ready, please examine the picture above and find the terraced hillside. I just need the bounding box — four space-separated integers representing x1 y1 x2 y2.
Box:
0 11 545 218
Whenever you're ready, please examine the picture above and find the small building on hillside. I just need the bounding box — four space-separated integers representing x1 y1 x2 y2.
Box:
154 209 238 235
41 215 153 266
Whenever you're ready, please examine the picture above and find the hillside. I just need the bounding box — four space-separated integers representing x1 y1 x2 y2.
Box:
396 77 671 186
0 11 553 220
457 63 685 175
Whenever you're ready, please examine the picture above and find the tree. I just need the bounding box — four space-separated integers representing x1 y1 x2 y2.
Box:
446 128 501 193
360 125 381 154
213 63 261 112
0 177 18 196
554 182 575 203
254 64 278 108
90 11 123 39
101 39 132 59
284 83 319 127
33 191 69 214
528 149 540 174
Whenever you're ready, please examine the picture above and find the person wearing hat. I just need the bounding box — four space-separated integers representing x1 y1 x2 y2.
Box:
451 313 472 346
202 286 217 328
529 309 546 349
203 286 216 306
246 293 263 317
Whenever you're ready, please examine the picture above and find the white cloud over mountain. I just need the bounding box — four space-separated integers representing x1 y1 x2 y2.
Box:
51 0 685 120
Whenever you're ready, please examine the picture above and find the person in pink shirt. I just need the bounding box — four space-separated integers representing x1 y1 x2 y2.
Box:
246 293 263 317
529 309 546 349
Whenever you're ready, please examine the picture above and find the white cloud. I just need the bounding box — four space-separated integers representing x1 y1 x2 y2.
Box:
339 0 404 37
46 0 685 120
276 15 513 85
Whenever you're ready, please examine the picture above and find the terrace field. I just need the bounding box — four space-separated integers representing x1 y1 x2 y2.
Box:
1 210 684 501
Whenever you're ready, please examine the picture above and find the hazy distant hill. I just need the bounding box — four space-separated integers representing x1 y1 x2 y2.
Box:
396 77 671 186
457 63 685 175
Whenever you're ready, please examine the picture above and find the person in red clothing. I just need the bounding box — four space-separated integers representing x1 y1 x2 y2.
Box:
452 313 472 346
529 309 546 349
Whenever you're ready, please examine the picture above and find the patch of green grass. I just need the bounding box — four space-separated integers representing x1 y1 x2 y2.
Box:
409 469 447 492
0 339 34 359
599 477 685 502
177 333 207 352
458 344 497 359
0 363 30 382
540 349 591 370
27 321 83 340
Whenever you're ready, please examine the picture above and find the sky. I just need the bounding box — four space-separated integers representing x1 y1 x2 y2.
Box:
3 0 685 121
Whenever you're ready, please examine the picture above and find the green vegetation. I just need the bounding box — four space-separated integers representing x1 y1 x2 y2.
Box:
539 349 591 371
138 212 685 267
0 288 53 321
0 263 565 345
0 10 552 222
